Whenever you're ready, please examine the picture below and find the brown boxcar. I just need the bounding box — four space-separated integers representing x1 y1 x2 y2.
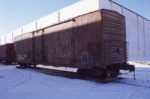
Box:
14 9 135 78
0 43 16 63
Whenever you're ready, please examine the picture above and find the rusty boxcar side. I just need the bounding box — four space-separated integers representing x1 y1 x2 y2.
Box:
15 33 34 66
72 10 102 69
33 30 45 64
14 9 135 78
44 21 74 66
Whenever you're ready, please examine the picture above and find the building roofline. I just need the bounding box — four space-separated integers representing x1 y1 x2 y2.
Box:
110 0 150 21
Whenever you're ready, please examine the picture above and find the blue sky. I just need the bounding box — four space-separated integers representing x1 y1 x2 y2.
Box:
0 0 149 35
0 0 78 35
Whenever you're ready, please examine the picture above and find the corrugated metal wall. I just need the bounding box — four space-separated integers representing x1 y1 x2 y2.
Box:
2 0 150 61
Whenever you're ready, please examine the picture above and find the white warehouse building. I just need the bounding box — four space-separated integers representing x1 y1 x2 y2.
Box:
1 0 150 61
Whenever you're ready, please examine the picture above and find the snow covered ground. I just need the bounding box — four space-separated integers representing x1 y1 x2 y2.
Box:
0 62 150 99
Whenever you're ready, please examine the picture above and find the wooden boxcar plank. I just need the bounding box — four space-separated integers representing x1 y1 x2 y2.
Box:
34 30 44 64
15 33 34 64
22 33 33 64
73 11 102 69
45 21 73 66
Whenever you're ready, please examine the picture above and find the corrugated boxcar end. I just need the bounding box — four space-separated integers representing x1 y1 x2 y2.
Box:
101 9 135 76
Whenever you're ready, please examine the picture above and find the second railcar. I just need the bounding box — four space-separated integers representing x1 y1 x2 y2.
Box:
0 43 16 64
14 9 135 78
